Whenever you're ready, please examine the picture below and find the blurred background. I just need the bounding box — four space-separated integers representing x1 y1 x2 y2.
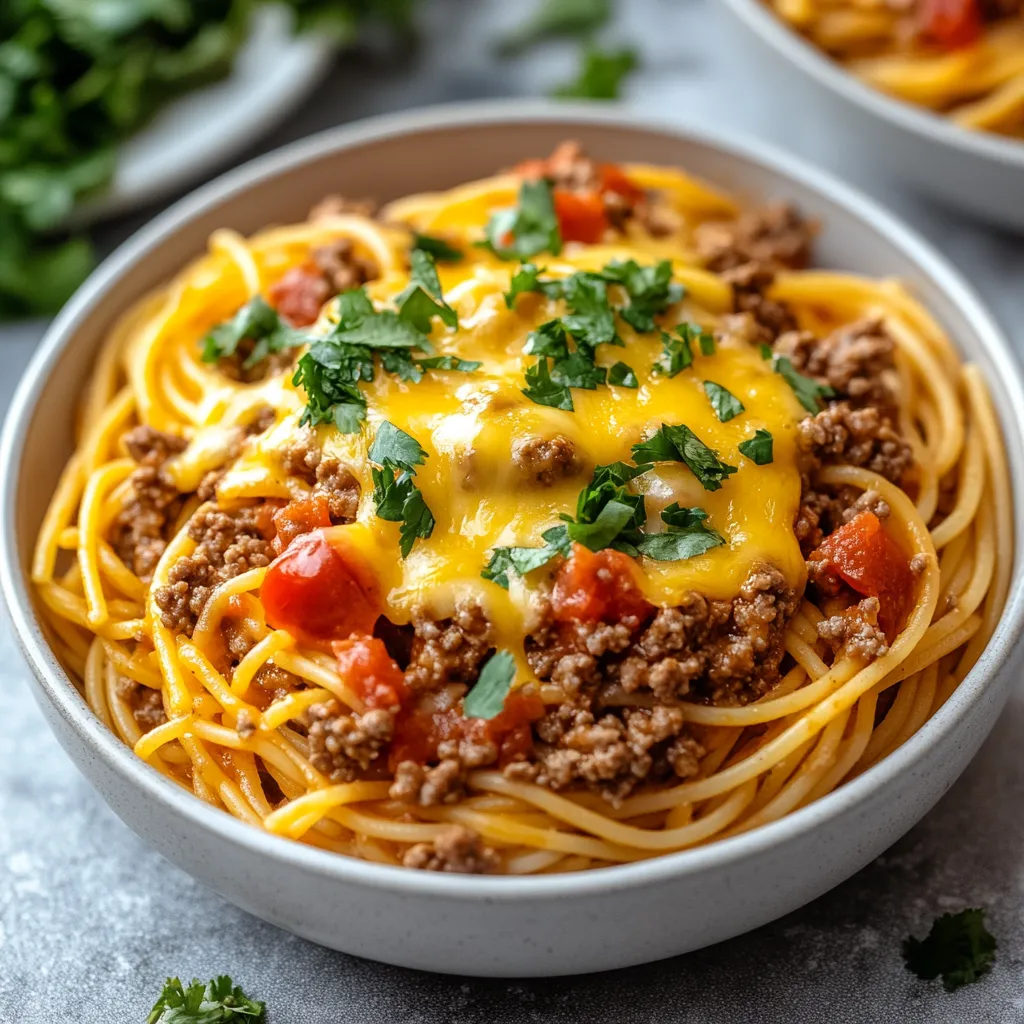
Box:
3 1 1024 1021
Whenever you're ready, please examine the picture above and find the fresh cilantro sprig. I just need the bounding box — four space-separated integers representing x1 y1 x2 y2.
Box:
903 908 997 992
147 974 265 1023
765 351 835 414
412 232 463 262
637 504 725 561
497 0 611 55
201 296 307 370
369 421 435 558
481 179 562 261
396 248 459 333
703 380 744 422
599 259 684 332
738 429 774 465
631 423 738 492
463 649 517 719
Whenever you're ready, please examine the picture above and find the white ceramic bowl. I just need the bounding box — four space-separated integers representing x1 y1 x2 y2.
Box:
719 0 1024 229
2 102 1023 978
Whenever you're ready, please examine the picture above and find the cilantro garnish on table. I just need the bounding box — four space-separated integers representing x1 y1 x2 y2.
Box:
903 908 997 992
147 974 265 1023
463 649 517 719
497 0 611 55
553 45 639 100
369 421 435 558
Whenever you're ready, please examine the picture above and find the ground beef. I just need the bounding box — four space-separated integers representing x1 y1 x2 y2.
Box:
390 759 466 806
403 601 494 694
402 825 500 874
722 262 799 339
505 703 703 806
312 238 378 295
796 486 892 553
115 677 166 732
525 618 633 695
817 597 889 660
798 402 913 484
214 343 298 384
694 202 815 273
308 701 394 783
308 195 378 221
512 434 581 486
277 435 361 523
109 426 188 581
775 317 898 411
715 311 776 349
153 504 275 635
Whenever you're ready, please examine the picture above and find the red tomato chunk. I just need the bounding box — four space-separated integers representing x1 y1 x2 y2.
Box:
552 544 652 625
268 265 328 327
333 635 407 712
919 0 982 49
272 493 332 554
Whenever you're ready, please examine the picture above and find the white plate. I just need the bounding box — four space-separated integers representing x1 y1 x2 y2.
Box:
71 6 334 227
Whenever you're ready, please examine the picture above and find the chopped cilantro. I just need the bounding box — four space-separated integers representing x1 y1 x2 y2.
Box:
412 232 463 262
463 650 517 719
703 380 745 422
395 248 458 332
147 975 265 1023
415 355 481 373
637 504 725 561
504 263 564 308
369 422 434 557
699 333 716 356
600 259 684 333
738 429 774 465
553 45 640 101
292 350 368 434
654 327 694 378
482 526 572 590
481 179 562 261
497 0 611 55
631 423 738 491
524 319 571 359
608 361 638 388
522 357 575 411
772 354 835 414
201 296 305 370
903 909 996 992
758 342 774 361
560 272 620 351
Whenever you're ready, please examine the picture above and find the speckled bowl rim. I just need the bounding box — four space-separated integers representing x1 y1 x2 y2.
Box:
721 0 1024 171
3 100 1023 901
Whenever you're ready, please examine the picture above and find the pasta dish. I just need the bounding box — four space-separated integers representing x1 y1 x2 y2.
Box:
33 143 1010 874
766 0 1024 138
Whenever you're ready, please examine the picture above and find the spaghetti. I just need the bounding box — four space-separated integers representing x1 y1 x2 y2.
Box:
33 142 1010 875
767 0 1024 138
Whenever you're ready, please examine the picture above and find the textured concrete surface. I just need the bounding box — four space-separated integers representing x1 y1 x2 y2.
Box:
3 1 1024 1020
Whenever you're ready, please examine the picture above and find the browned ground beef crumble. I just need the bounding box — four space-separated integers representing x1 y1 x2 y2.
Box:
114 166 923 870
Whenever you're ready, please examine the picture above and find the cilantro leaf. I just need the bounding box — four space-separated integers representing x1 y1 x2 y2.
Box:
201 296 305 369
608 361 638 388
482 526 572 590
699 333 716 356
759 342 774 361
553 45 640 101
600 259 684 332
523 357 574 410
738 429 774 465
552 351 607 390
497 0 611 55
396 248 458 332
332 309 426 350
567 461 649 554
368 420 427 469
416 356 481 373
632 424 738 491
504 263 565 308
703 380 745 422
369 422 435 557
654 328 694 377
482 179 562 261
147 974 265 1023
525 319 571 359
566 497 637 552
463 650 517 719
637 504 725 561
772 354 835 414
903 909 997 992
412 232 463 262
561 272 619 351
293 354 367 434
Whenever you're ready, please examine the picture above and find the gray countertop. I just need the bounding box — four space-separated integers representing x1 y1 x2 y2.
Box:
3 2 1024 1020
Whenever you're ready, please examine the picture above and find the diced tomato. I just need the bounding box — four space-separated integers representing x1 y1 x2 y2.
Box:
332 635 407 712
811 511 916 636
389 690 544 770
268 265 329 327
261 529 381 644
553 189 610 244
597 163 645 204
552 544 652 625
918 0 982 49
272 493 332 554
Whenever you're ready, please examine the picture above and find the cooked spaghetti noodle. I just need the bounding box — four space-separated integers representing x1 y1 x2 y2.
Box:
34 142 1010 874
767 0 1024 138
